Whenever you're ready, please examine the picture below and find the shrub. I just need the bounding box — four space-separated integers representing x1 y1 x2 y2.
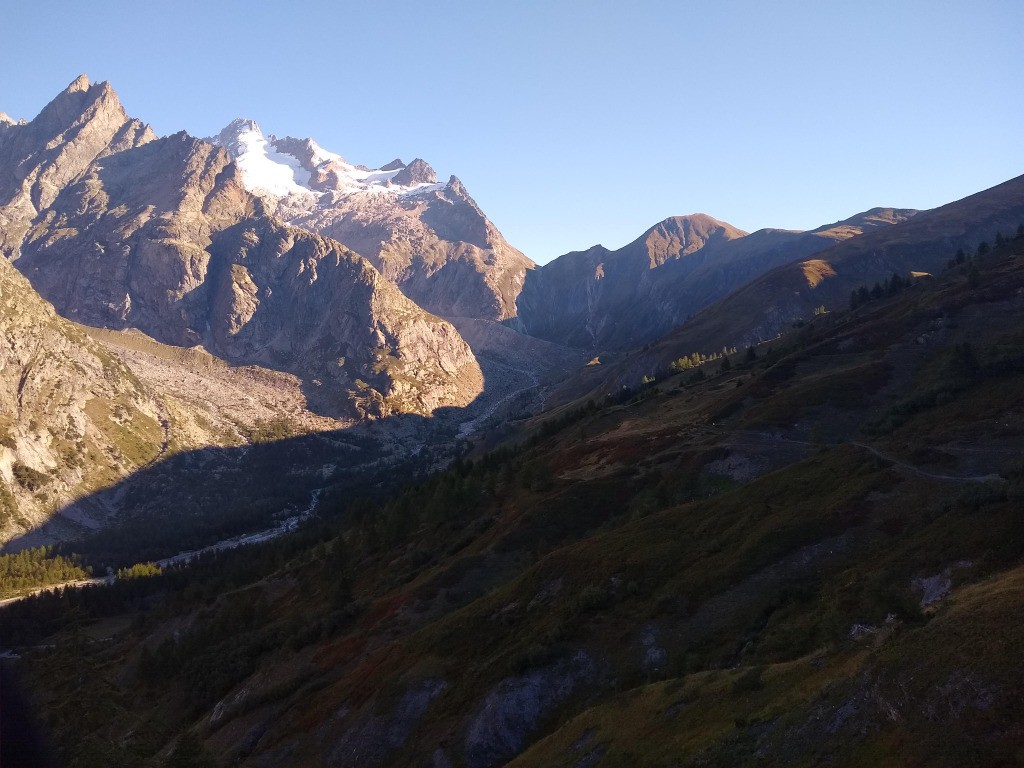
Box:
12 462 49 491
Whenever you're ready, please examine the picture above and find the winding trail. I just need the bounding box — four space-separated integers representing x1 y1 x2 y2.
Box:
848 441 1002 483
701 426 1001 484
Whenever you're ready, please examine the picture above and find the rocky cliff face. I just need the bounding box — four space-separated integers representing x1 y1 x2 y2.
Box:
0 254 165 544
2 77 482 419
207 219 483 417
516 209 918 352
207 121 534 322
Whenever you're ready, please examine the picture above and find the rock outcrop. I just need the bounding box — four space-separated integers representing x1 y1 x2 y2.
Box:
0 75 155 259
391 158 436 187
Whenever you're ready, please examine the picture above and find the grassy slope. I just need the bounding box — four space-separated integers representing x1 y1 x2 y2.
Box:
11 239 1024 767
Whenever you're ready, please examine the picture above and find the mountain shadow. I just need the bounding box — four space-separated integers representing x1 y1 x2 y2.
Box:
2 406 465 566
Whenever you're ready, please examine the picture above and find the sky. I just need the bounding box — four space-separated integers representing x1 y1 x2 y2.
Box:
1 0 1021 264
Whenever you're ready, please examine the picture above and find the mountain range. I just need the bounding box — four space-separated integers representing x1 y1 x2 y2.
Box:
1 75 1023 549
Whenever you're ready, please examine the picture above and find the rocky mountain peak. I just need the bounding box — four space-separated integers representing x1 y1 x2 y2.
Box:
65 73 92 94
636 213 747 269
209 118 262 149
442 176 483 213
647 213 747 240
31 74 126 137
195 119 532 321
0 76 154 256
446 174 467 196
392 158 436 186
267 135 345 187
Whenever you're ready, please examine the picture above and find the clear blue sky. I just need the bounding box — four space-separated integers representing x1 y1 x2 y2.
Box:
2 0 1021 263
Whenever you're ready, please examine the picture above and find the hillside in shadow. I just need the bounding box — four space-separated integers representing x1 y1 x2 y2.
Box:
2 406 466 566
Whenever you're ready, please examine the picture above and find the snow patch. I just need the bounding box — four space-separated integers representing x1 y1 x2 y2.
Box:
231 125 314 198
210 119 446 200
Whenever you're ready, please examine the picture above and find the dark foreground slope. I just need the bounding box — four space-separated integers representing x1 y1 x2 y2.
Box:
5 235 1024 766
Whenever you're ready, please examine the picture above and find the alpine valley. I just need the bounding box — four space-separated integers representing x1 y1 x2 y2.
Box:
2 77 1024 768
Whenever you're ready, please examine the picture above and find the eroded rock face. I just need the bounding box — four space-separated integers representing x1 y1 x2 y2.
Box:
1 76 483 420
14 131 249 344
285 178 533 322
207 220 483 417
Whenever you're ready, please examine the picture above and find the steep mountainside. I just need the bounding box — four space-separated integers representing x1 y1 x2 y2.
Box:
0 254 166 544
516 209 916 351
515 214 744 348
0 226 418 549
1 77 483 419
208 120 534 322
9 232 1024 767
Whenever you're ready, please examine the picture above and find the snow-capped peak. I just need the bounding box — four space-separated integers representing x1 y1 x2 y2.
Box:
207 119 446 200
207 119 313 198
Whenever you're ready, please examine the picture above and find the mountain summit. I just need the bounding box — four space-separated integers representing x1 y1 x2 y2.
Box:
208 118 534 321
0 74 155 258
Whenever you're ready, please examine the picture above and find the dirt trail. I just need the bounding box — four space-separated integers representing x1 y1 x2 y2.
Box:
848 441 1002 483
701 427 1001 484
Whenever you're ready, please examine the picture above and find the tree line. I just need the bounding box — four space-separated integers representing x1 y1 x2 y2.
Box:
0 547 91 598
